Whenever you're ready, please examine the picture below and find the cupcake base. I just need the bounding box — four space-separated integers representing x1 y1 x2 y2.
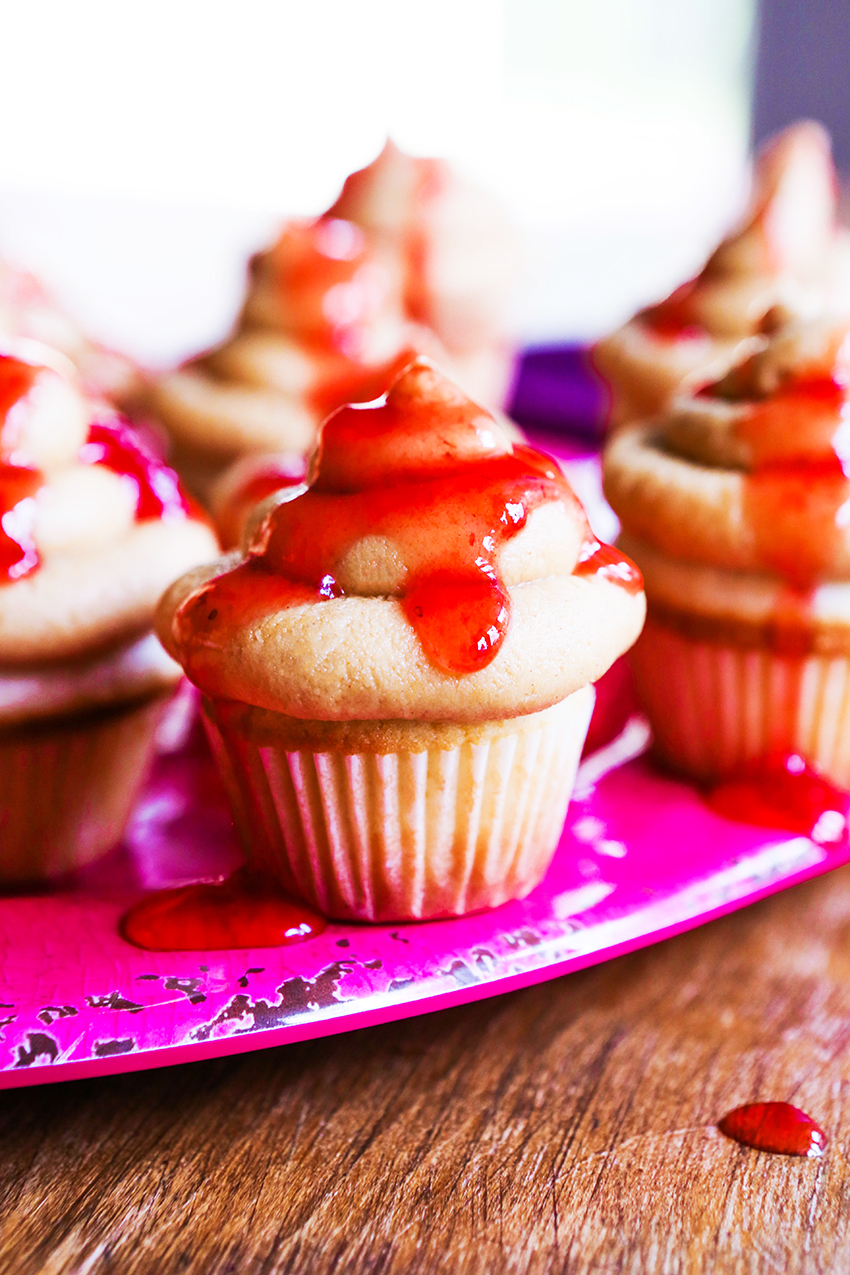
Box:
202 686 595 922
0 693 171 883
631 615 850 785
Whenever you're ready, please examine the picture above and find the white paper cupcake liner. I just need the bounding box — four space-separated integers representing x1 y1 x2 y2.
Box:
0 694 169 882
631 617 850 785
203 685 595 922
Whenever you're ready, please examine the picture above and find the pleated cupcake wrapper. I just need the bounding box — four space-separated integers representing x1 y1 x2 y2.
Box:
0 695 169 883
203 685 594 922
631 619 850 786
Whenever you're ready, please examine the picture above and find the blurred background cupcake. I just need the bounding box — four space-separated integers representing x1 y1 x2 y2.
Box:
0 342 217 881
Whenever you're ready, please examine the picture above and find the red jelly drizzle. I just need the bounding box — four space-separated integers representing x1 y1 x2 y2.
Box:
0 461 41 581
235 462 307 511
175 363 636 679
270 216 413 418
120 867 326 951
575 538 643 594
718 1102 827 1157
705 753 848 843
0 354 44 583
639 280 706 341
79 418 191 521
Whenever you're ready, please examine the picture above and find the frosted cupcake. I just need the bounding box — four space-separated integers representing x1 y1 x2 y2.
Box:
157 359 644 922
0 342 218 881
594 122 850 429
149 214 454 499
328 140 517 410
603 318 850 784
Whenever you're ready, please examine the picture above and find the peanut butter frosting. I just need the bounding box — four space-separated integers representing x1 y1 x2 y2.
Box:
604 318 850 648
158 360 644 722
594 121 850 427
0 342 218 720
605 320 850 581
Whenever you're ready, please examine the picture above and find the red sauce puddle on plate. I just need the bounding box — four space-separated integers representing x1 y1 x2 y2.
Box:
705 753 848 843
120 867 326 951
718 1102 827 1157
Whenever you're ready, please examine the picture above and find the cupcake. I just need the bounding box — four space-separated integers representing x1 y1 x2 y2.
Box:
328 140 517 410
603 317 850 784
593 121 850 429
0 341 218 881
157 359 644 922
149 212 462 500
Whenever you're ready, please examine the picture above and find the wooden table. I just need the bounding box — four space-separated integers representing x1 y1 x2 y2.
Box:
2 863 850 1274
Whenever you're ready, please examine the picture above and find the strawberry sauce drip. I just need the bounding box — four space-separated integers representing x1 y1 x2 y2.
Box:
0 355 43 584
639 281 706 341
271 217 415 418
729 377 850 590
718 1102 827 1157
0 462 41 582
705 753 848 843
79 418 192 521
575 538 643 594
121 867 326 951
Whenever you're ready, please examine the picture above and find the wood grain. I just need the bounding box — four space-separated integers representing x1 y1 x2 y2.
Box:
3 865 850 1274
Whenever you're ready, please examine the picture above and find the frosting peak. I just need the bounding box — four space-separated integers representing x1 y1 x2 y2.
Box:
706 121 836 283
311 357 511 493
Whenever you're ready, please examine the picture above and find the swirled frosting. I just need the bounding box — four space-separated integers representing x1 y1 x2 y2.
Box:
151 213 466 501
604 319 850 654
158 360 644 722
0 342 218 719
594 121 850 426
151 147 517 496
605 320 850 582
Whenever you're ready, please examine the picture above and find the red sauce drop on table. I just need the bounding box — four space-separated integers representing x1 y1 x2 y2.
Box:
120 867 326 951
705 753 847 843
718 1102 827 1157
79 418 192 521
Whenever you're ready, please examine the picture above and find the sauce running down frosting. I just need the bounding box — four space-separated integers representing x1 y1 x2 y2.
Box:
0 351 195 586
261 216 423 418
170 360 641 685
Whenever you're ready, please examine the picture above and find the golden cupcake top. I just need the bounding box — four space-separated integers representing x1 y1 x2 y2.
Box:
159 360 644 721
0 341 218 665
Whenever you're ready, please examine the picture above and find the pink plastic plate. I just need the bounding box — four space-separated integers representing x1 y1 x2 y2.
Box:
0 713 846 1090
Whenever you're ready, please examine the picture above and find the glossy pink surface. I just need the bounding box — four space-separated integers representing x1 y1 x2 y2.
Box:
0 709 844 1089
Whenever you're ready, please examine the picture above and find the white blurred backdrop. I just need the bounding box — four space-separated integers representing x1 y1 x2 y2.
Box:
0 0 755 364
